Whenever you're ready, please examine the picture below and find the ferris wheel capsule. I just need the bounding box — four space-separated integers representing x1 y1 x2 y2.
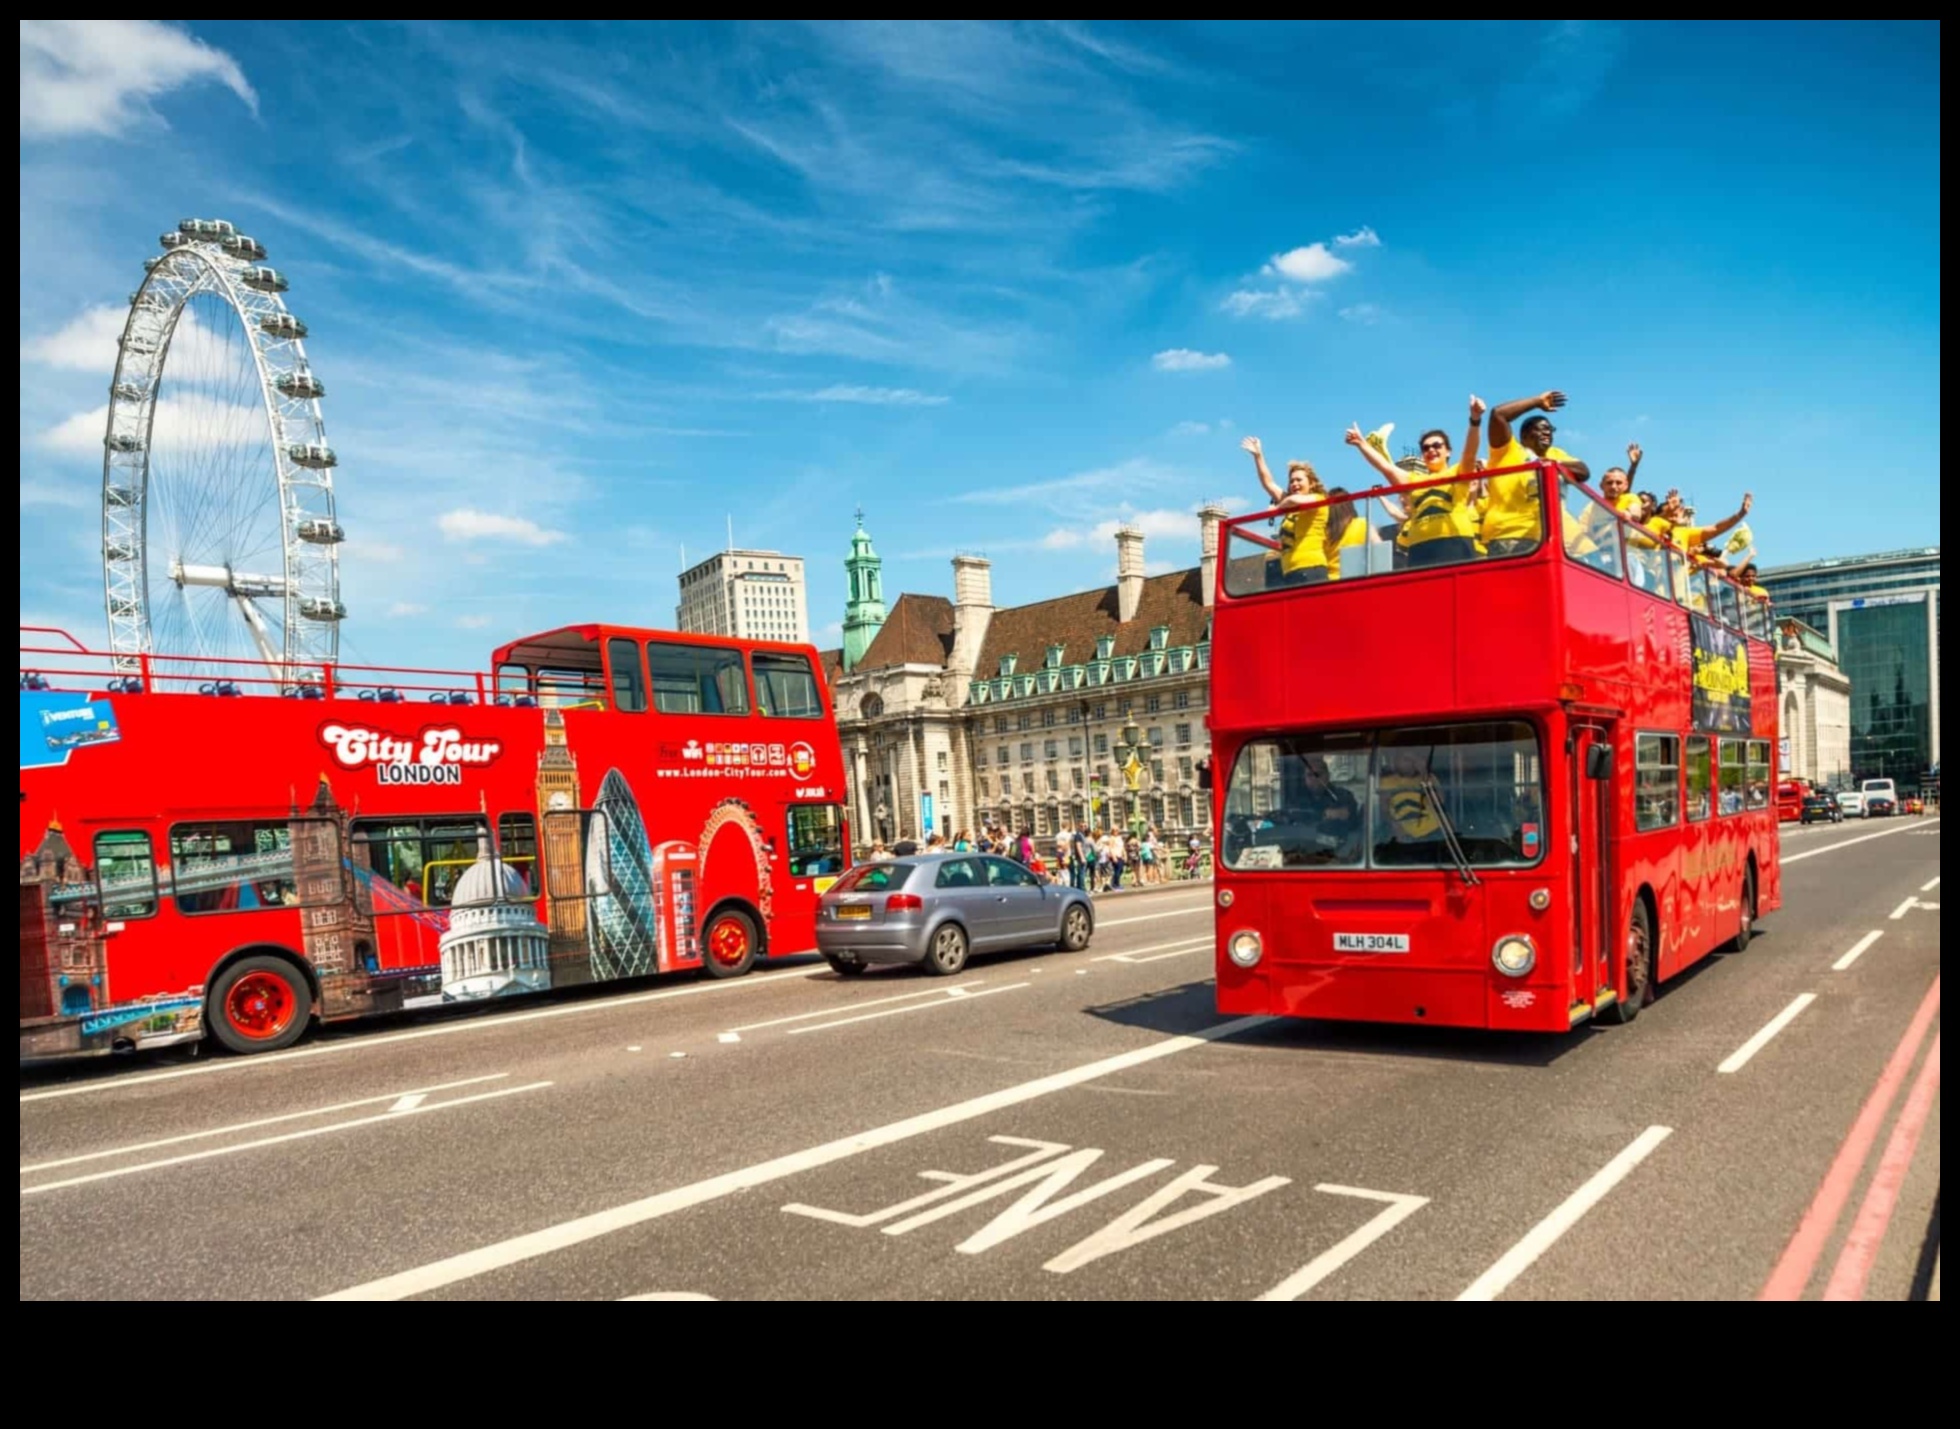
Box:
241 266 289 293
275 370 324 400
222 234 267 262
286 442 338 469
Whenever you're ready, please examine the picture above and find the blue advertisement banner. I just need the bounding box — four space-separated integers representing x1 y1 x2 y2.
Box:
20 691 122 768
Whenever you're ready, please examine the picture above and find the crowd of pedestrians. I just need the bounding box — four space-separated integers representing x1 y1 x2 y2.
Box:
861 823 1205 893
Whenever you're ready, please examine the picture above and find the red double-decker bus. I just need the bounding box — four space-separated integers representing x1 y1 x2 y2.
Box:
19 622 849 1059
1207 461 1781 1031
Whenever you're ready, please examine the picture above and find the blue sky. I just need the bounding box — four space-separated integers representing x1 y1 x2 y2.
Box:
18 21 1942 670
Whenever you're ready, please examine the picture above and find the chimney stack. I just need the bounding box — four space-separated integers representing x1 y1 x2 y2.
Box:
1115 525 1145 624
1197 502 1229 609
949 553 994 674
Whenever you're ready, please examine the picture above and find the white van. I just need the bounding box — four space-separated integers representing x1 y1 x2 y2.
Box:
1859 778 1898 816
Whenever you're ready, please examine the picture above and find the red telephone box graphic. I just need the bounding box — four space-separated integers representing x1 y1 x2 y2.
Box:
650 840 700 971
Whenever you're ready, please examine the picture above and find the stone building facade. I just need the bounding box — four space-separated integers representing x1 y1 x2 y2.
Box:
827 507 1230 851
1776 617 1853 788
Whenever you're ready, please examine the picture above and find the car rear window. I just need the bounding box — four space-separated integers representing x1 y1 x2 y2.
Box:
833 863 914 892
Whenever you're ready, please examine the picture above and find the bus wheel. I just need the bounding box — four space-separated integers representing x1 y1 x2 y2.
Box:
1730 869 1757 952
702 909 758 979
208 955 311 1055
1604 902 1652 1026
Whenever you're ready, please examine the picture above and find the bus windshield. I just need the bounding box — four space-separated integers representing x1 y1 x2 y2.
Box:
1221 720 1544 871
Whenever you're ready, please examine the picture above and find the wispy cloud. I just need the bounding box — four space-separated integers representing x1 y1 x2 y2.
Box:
763 384 950 406
1264 244 1352 284
20 20 257 139
1339 303 1384 325
455 614 493 630
1041 500 1250 551
1334 226 1381 249
20 479 93 510
1152 348 1231 372
38 394 264 455
438 509 567 546
1169 420 1213 436
387 601 429 618
22 305 229 375
1221 228 1383 321
953 455 1188 508
1220 288 1313 320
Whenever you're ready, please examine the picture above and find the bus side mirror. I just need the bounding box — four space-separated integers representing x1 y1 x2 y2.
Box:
1197 758 1212 791
1586 745 1612 781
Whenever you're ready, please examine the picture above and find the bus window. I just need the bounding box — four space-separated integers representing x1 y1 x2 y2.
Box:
169 821 302 914
753 652 823 718
787 805 844 877
1635 734 1680 830
1745 741 1771 810
607 637 647 714
647 641 750 715
1561 483 1624 580
499 813 539 894
536 667 608 710
1711 578 1741 630
353 817 490 907
95 830 157 919
1685 736 1713 822
1222 735 1368 870
1717 739 1747 815
1686 565 1713 615
1374 722 1542 868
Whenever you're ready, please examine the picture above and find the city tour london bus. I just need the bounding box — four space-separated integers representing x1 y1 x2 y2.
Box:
19 622 849 1059
1207 460 1781 1031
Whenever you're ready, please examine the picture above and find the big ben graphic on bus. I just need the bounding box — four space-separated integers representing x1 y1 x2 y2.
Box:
536 708 593 986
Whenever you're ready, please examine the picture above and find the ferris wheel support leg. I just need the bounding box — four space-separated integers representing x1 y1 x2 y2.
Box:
233 593 287 691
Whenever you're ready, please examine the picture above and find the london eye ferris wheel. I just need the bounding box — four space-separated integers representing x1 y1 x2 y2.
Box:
102 218 345 690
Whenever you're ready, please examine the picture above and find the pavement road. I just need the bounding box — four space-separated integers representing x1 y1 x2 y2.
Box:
20 817 1941 1301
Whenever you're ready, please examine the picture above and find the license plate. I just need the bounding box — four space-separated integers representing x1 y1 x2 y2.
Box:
1334 932 1409 954
836 904 871 921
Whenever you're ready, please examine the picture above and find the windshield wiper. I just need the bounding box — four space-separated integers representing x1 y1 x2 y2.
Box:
1421 772 1481 887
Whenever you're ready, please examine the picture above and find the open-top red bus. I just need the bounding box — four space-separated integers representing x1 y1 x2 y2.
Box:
19 622 849 1058
1208 461 1780 1031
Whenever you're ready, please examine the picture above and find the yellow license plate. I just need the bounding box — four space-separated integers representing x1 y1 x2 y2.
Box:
836 904 871 920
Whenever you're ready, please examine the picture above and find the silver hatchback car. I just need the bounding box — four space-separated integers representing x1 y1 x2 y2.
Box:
816 852 1094 977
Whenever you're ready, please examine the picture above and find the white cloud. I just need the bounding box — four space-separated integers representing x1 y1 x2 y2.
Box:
1152 348 1230 372
766 385 950 406
455 614 493 629
1168 420 1212 436
1041 501 1250 552
20 20 257 139
818 620 843 640
1263 244 1351 284
438 509 568 546
1334 226 1382 249
20 479 93 509
1220 287 1310 320
38 393 265 455
1339 303 1384 325
387 602 430 618
953 455 1184 507
22 306 233 376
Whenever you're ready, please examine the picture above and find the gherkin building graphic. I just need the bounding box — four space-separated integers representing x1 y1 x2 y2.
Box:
585 768 660 979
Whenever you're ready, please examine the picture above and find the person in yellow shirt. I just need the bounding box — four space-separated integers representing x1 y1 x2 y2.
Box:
1480 390 1593 556
1733 561 1770 602
1652 490 1753 555
1378 748 1442 845
1321 488 1369 581
1241 436 1331 587
1343 394 1487 569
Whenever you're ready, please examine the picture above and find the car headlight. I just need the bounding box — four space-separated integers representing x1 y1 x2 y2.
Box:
1491 934 1536 978
1227 929 1263 968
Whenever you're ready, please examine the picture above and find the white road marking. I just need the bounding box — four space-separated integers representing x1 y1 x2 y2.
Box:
1781 818 1940 864
20 963 834 1104
318 1015 1271 1300
1889 897 1918 920
18 1074 507 1175
389 1094 427 1113
1108 946 1211 966
717 1033 740 1044
1457 1127 1673 1301
1092 936 1211 964
1257 1185 1430 1301
1094 903 1212 930
1924 876 1943 893
1833 931 1885 973
22 1081 551 1196
1718 994 1816 1074
1919 902 1940 911
728 982 991 1034
786 984 1028 1035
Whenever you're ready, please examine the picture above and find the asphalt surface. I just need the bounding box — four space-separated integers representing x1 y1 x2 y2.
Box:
21 818 1941 1301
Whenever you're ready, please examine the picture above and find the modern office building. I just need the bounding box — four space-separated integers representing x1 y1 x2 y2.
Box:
675 548 809 644
1756 547 1940 789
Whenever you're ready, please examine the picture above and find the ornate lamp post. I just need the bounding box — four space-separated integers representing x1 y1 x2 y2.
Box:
1111 719 1150 842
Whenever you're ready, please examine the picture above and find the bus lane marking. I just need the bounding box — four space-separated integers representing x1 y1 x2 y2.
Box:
19 1073 509 1175
22 1080 551 1196
1923 876 1942 893
1092 936 1212 963
318 1016 1271 1300
1094 903 1213 930
786 984 1028 1035
1822 1033 1941 1301
1257 1185 1430 1301
784 1134 1290 1275
1780 817 1939 864
1888 897 1918 920
1457 1127 1673 1302
1717 995 1816 1074
725 981 996 1036
1832 931 1884 973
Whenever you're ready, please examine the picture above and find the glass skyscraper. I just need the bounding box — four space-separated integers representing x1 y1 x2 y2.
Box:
1757 547 1940 789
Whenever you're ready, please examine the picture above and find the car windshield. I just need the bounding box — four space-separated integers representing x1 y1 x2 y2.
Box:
1220 720 1543 871
831 863 914 892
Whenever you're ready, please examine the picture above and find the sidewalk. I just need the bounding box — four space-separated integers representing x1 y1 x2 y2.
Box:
1083 874 1212 901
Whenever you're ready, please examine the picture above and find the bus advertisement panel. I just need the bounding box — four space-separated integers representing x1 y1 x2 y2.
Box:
19 623 849 1059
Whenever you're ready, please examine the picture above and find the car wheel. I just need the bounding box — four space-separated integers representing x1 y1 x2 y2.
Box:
823 954 867 978
1060 904 1092 951
923 923 969 977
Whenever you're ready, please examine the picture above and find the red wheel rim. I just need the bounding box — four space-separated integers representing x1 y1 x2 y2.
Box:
225 971 297 1040
707 917 750 968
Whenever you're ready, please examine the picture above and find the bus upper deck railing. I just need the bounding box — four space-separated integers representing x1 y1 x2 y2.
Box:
1217 461 1774 643
17 627 607 708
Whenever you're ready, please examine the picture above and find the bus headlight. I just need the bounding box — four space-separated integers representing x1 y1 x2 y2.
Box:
1227 930 1263 968
1491 935 1536 978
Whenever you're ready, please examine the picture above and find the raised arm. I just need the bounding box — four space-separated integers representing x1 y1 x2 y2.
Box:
1487 389 1566 449
1343 424 1405 485
1626 442 1643 482
1699 491 1754 541
1460 394 1486 471
1241 435 1283 505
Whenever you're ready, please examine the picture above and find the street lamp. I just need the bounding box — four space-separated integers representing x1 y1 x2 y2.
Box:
1111 719 1150 841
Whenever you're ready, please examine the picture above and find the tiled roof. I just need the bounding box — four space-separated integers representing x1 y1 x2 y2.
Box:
853 593 955 671
975 566 1206 674
815 648 845 691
